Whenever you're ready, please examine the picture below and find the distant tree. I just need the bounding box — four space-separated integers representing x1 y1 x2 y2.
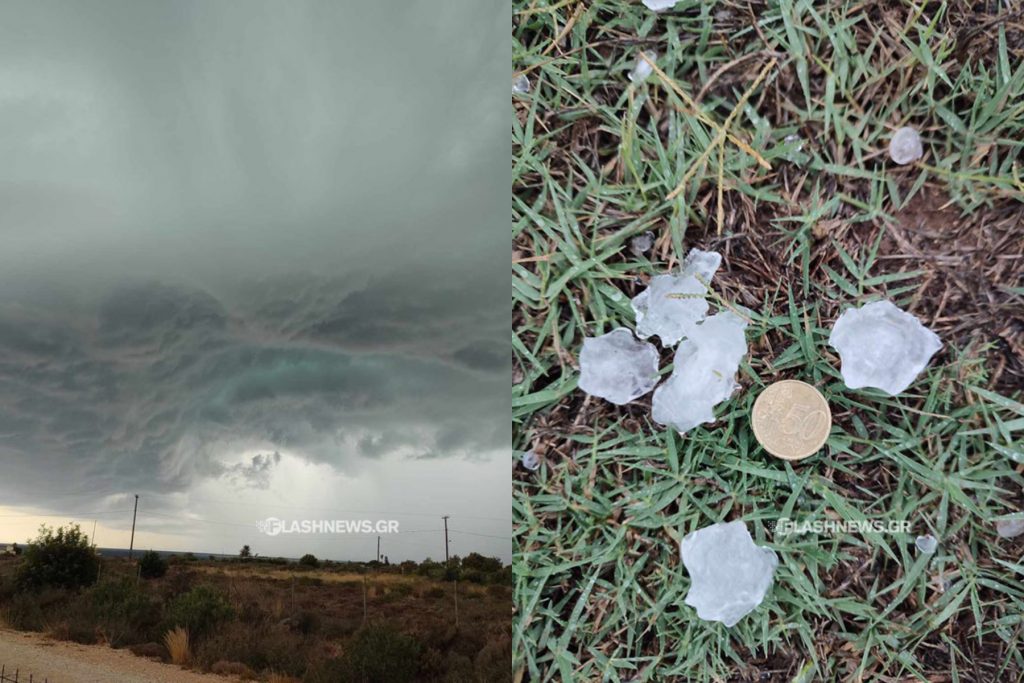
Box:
11 542 22 556
462 552 502 574
299 553 320 568
16 524 99 591
139 549 168 579
384 555 390 566
240 545 252 559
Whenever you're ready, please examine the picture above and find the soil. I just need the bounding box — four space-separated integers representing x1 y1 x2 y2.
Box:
0 628 235 683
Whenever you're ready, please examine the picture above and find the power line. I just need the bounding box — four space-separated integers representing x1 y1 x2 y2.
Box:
450 529 509 540
0 509 134 519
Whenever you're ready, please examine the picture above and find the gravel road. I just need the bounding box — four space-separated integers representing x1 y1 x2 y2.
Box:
0 629 235 683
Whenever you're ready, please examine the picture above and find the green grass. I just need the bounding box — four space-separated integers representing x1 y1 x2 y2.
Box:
513 1 1024 680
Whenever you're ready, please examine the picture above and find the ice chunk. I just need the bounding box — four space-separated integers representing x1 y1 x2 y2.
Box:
642 0 678 10
828 300 941 395
520 450 541 471
512 73 530 94
997 518 1024 539
651 311 747 434
888 126 923 165
915 534 938 554
680 520 777 627
628 52 656 83
632 248 722 346
629 231 654 256
578 328 660 405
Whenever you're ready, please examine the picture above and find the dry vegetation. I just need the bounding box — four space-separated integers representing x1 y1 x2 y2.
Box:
0 554 511 682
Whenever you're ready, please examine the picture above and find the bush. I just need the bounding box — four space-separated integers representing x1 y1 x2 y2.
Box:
422 586 445 600
1 590 49 630
339 624 421 683
90 577 163 646
196 621 309 677
461 553 503 574
139 550 168 579
165 585 233 638
389 582 414 598
298 554 319 568
16 524 99 591
487 584 511 599
294 610 320 635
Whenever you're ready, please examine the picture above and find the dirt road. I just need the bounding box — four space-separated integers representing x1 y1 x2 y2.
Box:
0 629 235 683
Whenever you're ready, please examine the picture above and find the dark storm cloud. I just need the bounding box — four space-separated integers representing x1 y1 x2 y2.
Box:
0 277 505 509
0 0 509 555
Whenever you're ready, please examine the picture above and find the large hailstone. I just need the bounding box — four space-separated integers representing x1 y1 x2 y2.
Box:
680 520 778 627
578 328 660 405
642 0 678 10
828 300 941 395
631 248 722 346
651 311 747 434
888 126 923 165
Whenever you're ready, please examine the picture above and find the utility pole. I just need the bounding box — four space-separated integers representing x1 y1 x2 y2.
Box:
128 494 139 560
377 535 381 562
442 515 450 565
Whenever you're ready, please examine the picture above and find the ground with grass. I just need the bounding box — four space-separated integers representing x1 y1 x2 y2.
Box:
513 2 1024 681
0 555 511 682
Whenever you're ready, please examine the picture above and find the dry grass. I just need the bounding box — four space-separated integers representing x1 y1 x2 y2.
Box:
163 626 191 666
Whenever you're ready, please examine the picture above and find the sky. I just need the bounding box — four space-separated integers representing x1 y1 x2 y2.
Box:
0 0 509 562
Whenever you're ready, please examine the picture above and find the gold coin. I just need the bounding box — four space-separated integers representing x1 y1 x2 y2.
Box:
751 380 831 461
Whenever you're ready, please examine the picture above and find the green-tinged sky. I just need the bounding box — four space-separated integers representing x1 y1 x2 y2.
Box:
0 0 509 562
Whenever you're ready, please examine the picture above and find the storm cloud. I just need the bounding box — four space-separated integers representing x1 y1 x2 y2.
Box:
0 0 508 560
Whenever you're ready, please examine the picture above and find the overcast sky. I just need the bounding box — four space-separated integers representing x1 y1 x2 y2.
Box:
0 0 509 562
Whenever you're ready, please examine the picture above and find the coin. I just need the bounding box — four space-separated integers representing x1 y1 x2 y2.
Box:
751 380 831 461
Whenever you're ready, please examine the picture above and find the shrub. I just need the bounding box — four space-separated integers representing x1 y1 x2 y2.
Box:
1 590 48 630
294 610 320 635
90 577 163 646
164 626 191 665
422 586 445 600
461 552 503 574
390 582 414 597
475 633 512 681
462 569 486 584
298 554 319 568
487 584 512 600
340 624 421 683
16 524 99 591
165 585 233 638
139 550 168 579
196 621 309 677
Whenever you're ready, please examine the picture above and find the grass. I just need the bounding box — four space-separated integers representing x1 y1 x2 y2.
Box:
164 626 191 666
513 1 1024 681
0 556 511 681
